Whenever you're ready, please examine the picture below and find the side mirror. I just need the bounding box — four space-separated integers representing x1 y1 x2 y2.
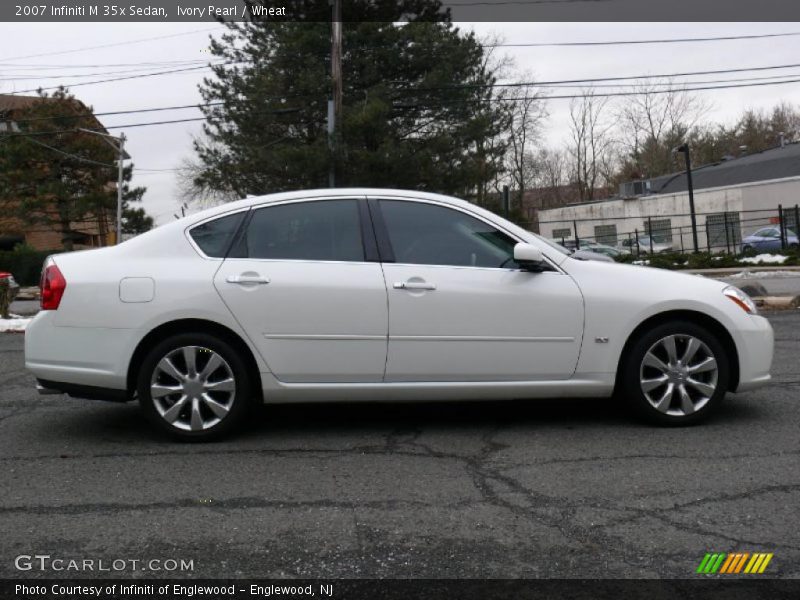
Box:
513 243 546 272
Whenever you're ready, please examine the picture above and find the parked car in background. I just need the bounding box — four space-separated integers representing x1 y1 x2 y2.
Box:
741 227 798 253
553 239 621 256
571 249 615 263
618 235 673 254
580 242 624 259
546 238 619 262
26 189 773 440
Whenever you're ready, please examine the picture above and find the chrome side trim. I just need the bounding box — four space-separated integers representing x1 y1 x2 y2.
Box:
262 334 575 342
390 335 575 343
263 333 386 341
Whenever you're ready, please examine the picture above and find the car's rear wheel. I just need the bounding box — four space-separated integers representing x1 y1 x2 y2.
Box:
137 333 253 441
620 321 729 425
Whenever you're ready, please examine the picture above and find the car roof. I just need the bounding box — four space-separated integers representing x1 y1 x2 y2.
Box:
186 188 474 222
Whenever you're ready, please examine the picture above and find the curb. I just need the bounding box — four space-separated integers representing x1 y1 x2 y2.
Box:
752 296 800 310
686 266 800 277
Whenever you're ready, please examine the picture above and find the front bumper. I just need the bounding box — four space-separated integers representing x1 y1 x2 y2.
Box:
733 314 774 392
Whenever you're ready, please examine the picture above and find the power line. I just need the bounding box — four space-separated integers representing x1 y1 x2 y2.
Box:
5 64 225 95
101 109 302 130
0 107 305 139
485 31 800 47
528 75 800 98
393 61 800 93
7 59 800 124
0 59 211 69
8 94 316 126
3 74 800 136
5 74 798 137
25 137 116 168
0 27 220 62
538 72 800 89
17 135 180 172
393 76 800 108
0 62 227 81
0 29 792 74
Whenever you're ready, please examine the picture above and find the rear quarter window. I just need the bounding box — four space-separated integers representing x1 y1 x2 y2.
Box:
189 212 245 258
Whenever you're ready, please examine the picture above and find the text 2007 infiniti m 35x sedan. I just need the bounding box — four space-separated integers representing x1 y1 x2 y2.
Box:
25 189 773 440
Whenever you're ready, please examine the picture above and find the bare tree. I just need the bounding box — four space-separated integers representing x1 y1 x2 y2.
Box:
474 32 515 208
769 101 800 143
567 91 614 202
500 79 548 205
176 147 242 209
616 79 710 177
532 147 568 206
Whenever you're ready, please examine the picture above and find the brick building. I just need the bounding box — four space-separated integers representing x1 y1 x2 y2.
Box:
0 94 120 251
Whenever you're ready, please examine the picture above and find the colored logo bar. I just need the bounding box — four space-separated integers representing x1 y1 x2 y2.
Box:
697 552 773 574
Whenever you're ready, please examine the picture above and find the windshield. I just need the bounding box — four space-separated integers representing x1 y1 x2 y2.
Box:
529 232 571 256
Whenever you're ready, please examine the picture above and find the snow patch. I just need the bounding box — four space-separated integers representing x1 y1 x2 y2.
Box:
0 315 31 332
726 270 800 280
739 254 789 265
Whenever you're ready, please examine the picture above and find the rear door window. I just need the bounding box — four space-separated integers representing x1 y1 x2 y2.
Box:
236 199 365 262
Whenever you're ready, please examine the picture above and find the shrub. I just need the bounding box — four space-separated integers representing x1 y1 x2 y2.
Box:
685 252 740 269
0 246 60 286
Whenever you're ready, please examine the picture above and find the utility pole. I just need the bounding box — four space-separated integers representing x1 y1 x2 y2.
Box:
675 143 699 253
116 133 126 244
78 128 127 245
328 0 342 188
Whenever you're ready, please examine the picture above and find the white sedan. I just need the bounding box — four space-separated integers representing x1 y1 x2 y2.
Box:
25 189 773 440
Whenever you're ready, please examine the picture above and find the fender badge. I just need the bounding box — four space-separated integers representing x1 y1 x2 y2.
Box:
595 337 609 343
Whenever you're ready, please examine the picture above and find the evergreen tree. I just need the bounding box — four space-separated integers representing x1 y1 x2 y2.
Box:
0 88 150 249
192 0 508 202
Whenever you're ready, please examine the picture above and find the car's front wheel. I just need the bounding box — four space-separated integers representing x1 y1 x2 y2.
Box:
137 333 253 441
620 321 730 425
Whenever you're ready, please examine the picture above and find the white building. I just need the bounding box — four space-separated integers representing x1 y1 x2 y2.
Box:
538 142 800 252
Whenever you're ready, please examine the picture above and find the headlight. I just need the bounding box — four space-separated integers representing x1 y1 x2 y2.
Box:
723 286 758 315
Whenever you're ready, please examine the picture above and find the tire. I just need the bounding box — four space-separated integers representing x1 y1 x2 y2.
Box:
619 320 729 426
137 332 254 441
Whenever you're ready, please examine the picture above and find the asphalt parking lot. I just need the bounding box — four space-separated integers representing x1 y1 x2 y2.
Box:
1 311 798 580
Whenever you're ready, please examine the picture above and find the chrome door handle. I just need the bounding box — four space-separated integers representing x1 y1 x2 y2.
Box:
226 275 270 285
393 281 436 291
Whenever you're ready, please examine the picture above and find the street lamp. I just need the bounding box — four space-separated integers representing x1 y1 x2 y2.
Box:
77 128 128 245
674 143 699 253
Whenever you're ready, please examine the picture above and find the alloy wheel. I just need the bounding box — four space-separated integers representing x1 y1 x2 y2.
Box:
639 334 719 417
149 346 237 431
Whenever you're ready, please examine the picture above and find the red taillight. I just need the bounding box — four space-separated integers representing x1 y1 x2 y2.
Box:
40 263 67 310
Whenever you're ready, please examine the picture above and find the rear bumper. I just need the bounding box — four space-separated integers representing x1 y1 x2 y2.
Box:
733 315 774 393
25 310 136 391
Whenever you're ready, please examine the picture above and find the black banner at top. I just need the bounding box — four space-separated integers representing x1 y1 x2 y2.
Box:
4 0 800 22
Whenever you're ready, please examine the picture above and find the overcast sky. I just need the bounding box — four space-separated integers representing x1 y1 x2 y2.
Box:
1 22 799 225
